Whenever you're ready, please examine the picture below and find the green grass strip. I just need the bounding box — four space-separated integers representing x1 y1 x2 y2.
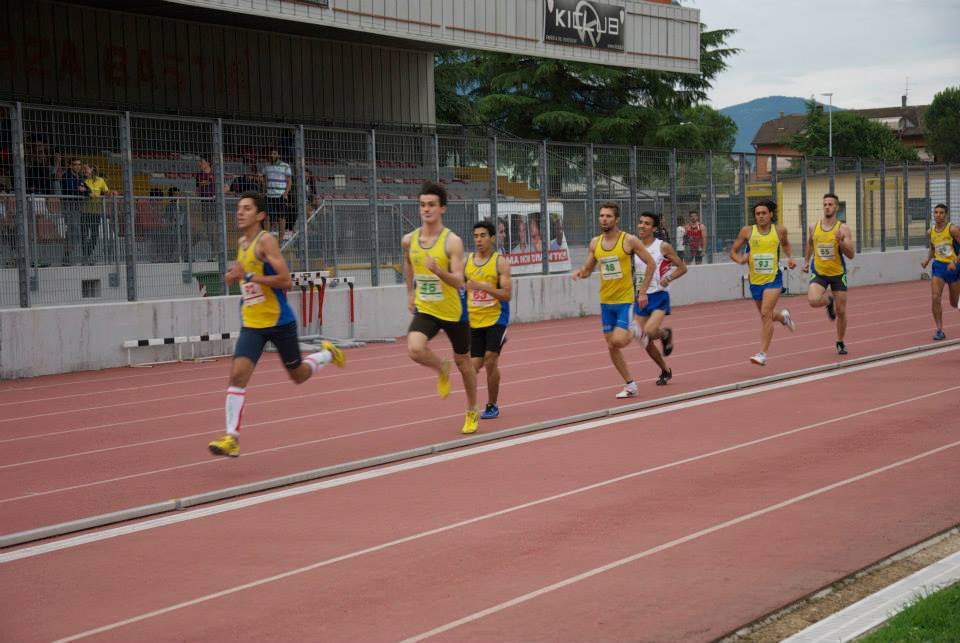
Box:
859 581 960 642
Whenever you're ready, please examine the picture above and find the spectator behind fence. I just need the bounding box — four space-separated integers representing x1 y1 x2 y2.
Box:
165 186 188 262
195 157 217 259
81 163 111 263
229 163 264 194
261 147 293 240
60 158 88 264
25 137 53 195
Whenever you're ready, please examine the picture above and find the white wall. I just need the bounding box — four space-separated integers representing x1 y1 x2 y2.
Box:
0 250 928 378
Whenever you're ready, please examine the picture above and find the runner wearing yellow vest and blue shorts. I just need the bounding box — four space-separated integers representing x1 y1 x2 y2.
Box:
802 193 856 355
730 200 798 366
208 192 345 458
920 203 960 340
403 181 479 435
466 221 512 419
572 202 655 399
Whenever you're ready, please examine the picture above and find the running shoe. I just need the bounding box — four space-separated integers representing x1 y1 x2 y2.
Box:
461 409 480 434
781 309 797 332
655 369 673 386
661 327 674 356
615 382 638 399
321 341 346 367
437 360 451 399
750 352 767 366
825 295 836 321
836 341 848 355
208 434 239 458
933 329 946 341
480 403 500 419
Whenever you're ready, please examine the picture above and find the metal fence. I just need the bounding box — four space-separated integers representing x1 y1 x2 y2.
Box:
0 101 955 308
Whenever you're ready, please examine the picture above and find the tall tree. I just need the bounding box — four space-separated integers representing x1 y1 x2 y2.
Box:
925 86 960 163
789 101 919 161
435 26 739 151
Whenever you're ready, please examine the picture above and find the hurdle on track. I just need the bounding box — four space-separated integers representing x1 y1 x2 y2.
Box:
291 270 394 349
122 332 239 367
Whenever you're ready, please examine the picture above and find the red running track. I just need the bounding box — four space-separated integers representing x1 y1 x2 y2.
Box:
0 280 956 536
1 341 958 641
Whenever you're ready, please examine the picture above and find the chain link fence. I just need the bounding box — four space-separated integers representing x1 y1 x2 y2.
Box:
0 102 955 308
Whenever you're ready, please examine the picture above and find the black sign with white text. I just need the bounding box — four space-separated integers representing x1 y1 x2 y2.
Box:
543 0 625 51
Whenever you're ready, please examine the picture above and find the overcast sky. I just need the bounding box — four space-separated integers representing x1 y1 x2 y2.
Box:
689 0 960 110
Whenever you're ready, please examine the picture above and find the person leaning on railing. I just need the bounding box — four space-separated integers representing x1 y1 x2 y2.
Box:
59 158 88 264
80 163 112 263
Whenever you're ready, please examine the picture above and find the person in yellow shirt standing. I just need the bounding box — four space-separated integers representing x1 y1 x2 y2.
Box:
207 192 345 458
466 221 512 419
802 193 855 354
920 203 960 340
572 202 656 399
403 182 479 434
730 200 797 366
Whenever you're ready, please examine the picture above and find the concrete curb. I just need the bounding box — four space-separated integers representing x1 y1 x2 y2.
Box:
4 338 959 550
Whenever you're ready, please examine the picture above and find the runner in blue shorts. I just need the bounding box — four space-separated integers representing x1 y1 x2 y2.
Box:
921 203 960 340
630 212 687 385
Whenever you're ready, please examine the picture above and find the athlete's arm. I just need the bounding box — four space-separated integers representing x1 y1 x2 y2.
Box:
482 254 513 302
402 233 415 313
572 237 598 279
427 232 466 289
921 239 935 269
729 226 750 265
801 224 815 272
838 223 855 260
777 225 797 269
660 242 687 285
254 233 292 290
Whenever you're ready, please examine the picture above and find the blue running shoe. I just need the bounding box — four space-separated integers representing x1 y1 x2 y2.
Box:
933 329 946 340
480 403 500 419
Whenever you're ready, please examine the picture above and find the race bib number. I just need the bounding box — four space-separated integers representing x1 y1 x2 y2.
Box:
634 271 646 288
752 252 776 275
417 275 444 301
816 243 836 260
469 287 495 308
935 242 954 259
599 255 623 280
241 281 265 306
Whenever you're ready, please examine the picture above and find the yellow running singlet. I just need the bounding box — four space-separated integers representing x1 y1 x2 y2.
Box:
410 227 464 322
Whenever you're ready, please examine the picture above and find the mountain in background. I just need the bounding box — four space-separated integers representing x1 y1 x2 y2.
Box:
719 96 845 153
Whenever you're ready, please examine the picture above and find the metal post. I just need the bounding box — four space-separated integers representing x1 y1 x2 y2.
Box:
947 163 953 215
11 103 30 307
368 129 380 287
902 161 909 250
295 125 308 271
669 149 678 238
829 156 836 194
879 161 887 252
629 146 638 229
770 154 778 205
924 162 931 235
586 144 597 238
706 151 716 264
855 158 863 254
488 130 498 223
213 119 228 293
433 132 441 183
800 156 808 248
120 112 137 301
539 139 549 274
738 153 747 229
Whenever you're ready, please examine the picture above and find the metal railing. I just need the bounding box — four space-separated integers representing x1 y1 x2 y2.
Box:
0 101 954 308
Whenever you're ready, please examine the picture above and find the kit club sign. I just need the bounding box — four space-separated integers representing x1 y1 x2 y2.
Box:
544 0 625 51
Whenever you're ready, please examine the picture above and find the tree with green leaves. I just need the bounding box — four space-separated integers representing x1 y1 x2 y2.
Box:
435 26 739 152
789 101 918 162
925 86 960 163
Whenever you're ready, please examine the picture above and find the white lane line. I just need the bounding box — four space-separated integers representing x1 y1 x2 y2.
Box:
5 345 959 566
398 439 960 643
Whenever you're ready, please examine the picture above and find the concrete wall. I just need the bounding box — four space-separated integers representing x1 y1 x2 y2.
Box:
0 249 928 378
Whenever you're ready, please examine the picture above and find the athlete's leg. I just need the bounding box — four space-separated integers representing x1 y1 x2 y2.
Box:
833 290 849 342
453 351 478 409
606 327 634 382
931 277 946 330
807 281 829 307
759 287 782 354
947 280 960 309
407 331 444 372
483 351 501 405
641 311 669 372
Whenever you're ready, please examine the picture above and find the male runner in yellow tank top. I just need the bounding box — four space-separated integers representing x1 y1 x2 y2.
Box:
730 200 797 366
466 221 512 419
208 192 345 458
920 203 960 340
802 193 855 355
403 181 479 434
572 202 656 399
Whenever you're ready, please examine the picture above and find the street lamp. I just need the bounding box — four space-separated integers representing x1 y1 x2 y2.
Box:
821 92 834 157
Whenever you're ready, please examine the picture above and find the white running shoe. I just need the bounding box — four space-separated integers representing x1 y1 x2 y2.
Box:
781 309 796 332
616 383 638 399
750 352 767 366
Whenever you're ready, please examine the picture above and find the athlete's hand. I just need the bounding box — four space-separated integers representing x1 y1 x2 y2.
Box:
801 262 810 273
466 279 488 292
734 254 748 266
225 262 244 284
949 262 957 272
787 257 797 270
424 255 439 274
921 258 931 269
407 291 416 314
571 270 582 281
636 293 648 309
